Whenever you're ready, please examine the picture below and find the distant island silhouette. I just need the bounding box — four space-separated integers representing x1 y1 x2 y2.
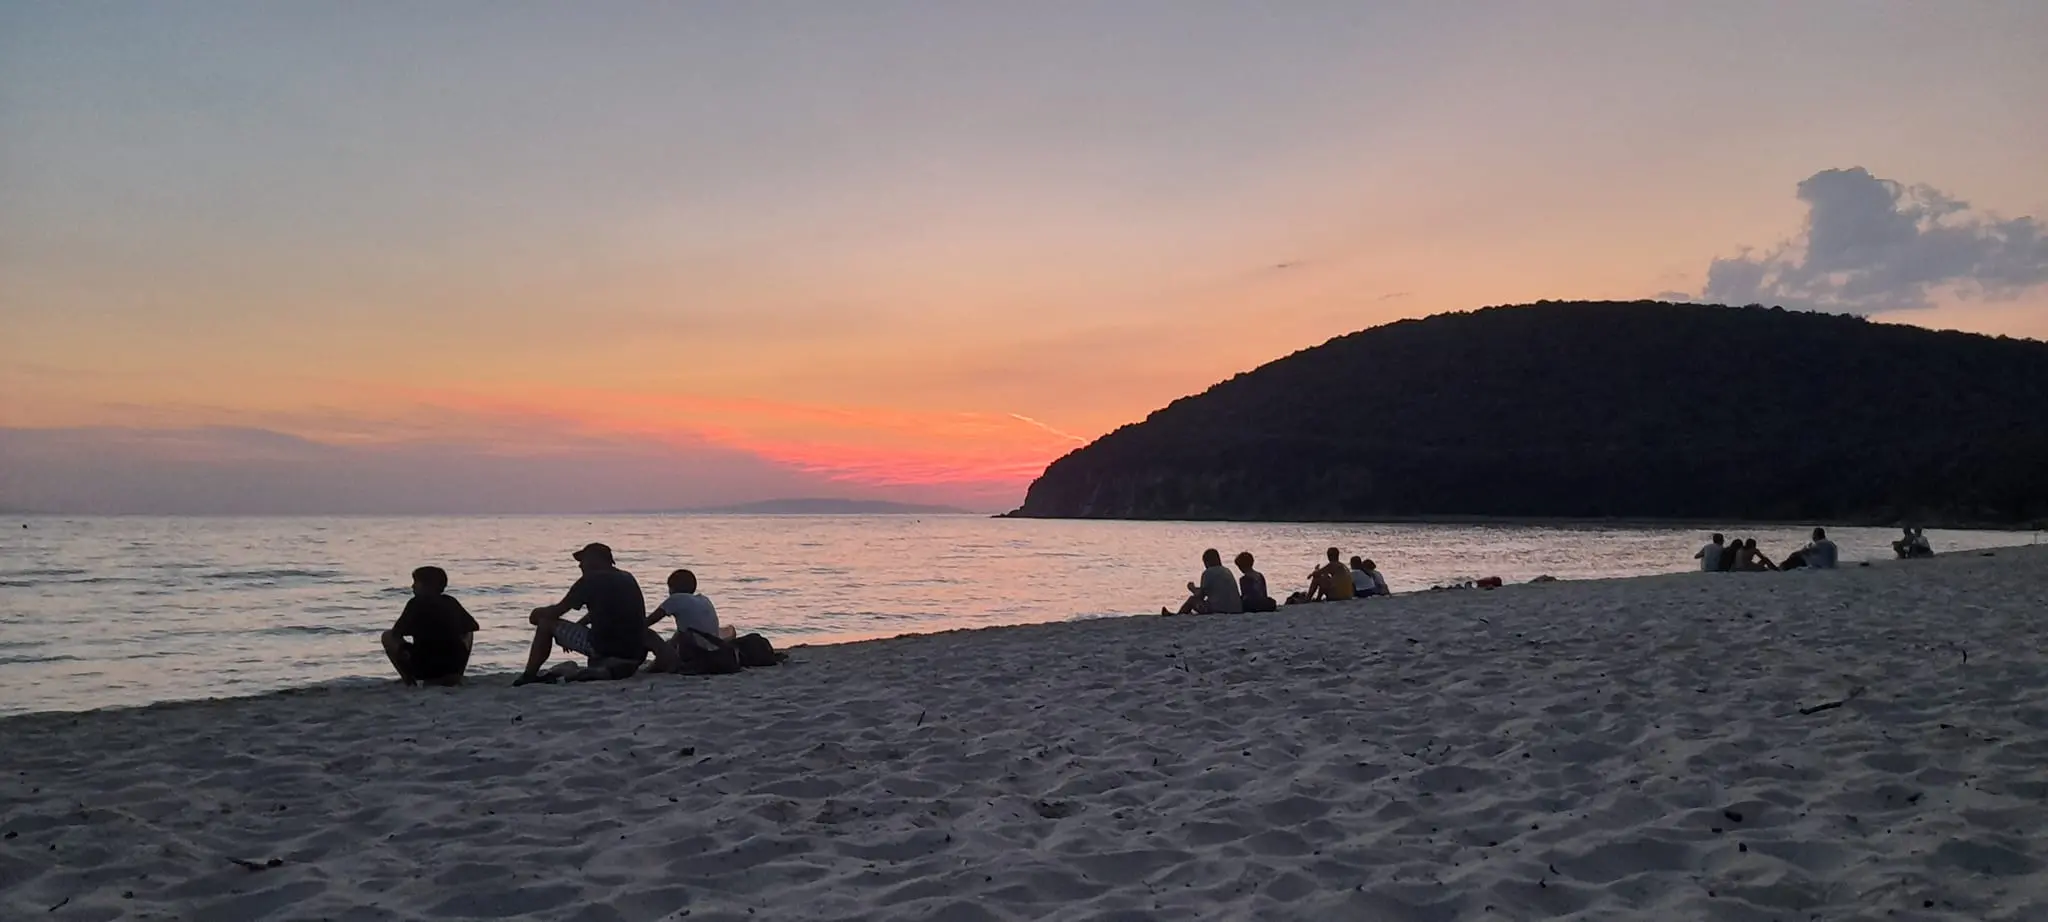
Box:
1010 301 2048 527
630 498 975 516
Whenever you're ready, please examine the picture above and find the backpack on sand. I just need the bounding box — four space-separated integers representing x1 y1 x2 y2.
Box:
733 632 783 668
679 629 743 675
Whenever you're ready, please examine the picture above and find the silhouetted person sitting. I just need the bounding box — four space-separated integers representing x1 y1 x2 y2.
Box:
1235 551 1277 612
1716 538 1742 572
1695 533 1726 572
1892 527 1933 559
1166 548 1243 615
1731 538 1777 571
1357 558 1391 596
643 567 722 672
382 566 479 687
515 543 654 686
1783 527 1838 570
649 568 720 640
1305 547 1354 602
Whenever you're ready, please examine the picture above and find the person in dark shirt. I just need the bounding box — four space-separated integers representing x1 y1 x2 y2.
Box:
382 566 480 687
515 542 670 686
1715 538 1741 572
1235 551 1277 613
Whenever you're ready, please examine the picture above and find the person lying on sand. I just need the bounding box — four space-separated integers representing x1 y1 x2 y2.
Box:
515 542 674 686
1165 548 1243 615
1306 547 1354 602
1235 552 1277 613
382 566 479 687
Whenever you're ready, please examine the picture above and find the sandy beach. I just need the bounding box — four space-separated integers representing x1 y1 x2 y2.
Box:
5 546 2046 921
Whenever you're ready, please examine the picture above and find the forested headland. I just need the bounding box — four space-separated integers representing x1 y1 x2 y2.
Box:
1011 301 2048 527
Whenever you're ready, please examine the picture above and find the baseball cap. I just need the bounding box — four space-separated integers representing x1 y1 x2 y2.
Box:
572 542 614 564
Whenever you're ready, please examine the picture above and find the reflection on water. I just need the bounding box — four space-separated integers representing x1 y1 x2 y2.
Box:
0 515 2033 715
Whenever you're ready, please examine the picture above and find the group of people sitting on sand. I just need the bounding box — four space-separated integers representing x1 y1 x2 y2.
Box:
1695 527 1847 572
1163 546 1391 616
1695 526 1940 573
380 541 775 688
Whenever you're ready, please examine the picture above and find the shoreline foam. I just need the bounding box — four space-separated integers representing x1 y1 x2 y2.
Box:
5 547 2046 919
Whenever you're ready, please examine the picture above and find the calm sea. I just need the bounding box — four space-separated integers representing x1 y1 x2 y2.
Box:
0 515 2033 716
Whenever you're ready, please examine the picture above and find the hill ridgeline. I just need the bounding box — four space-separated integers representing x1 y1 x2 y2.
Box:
1011 301 2048 526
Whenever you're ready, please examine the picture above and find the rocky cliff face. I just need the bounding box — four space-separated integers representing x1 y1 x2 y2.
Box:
1012 301 2048 526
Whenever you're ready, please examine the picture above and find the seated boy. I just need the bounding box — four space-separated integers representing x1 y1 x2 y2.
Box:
1236 551 1277 613
649 568 721 639
382 566 480 686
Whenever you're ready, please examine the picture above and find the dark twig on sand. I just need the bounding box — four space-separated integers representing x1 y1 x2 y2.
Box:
915 710 926 727
1798 685 1869 716
230 857 285 872
48 896 70 912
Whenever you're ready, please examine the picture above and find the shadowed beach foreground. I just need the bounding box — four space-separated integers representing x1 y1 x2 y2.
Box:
5 548 2047 920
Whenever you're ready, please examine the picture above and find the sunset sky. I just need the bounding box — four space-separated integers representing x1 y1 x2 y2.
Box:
4 2 2046 512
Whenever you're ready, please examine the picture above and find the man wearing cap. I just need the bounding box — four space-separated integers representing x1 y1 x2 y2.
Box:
514 542 664 685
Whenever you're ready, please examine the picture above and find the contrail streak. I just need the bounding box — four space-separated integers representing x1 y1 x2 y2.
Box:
1008 413 1088 443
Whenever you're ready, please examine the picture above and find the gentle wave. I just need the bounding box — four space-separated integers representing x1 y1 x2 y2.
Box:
253 625 366 637
0 575 153 587
201 568 346 581
0 652 80 666
443 584 541 597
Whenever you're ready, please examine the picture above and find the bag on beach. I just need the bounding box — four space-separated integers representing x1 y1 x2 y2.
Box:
679 629 744 675
733 632 783 668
